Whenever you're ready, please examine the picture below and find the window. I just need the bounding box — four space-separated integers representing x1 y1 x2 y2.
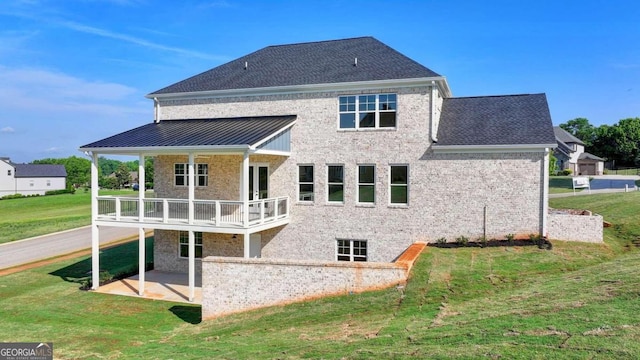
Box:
327 165 344 203
298 165 314 202
174 163 208 187
46 180 51 187
339 93 397 129
390 165 408 205
7 170 11 176
29 180 34 187
358 165 375 204
179 231 203 259
337 239 367 262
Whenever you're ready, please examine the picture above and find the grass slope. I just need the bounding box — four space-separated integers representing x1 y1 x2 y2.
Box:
0 194 638 358
0 190 143 244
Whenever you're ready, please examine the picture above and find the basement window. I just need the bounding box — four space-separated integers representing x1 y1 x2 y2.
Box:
337 239 367 262
178 231 203 259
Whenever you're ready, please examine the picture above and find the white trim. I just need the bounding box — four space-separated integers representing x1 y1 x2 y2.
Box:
432 143 558 154
79 145 250 155
388 164 409 207
249 163 270 200
146 77 450 101
542 148 550 236
356 164 376 205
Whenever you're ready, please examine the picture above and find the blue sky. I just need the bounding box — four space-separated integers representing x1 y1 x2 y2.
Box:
0 0 639 163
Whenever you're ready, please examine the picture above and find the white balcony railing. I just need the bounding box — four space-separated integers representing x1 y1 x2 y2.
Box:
96 196 290 228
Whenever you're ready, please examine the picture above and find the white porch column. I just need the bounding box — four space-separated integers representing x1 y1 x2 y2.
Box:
138 154 146 296
90 152 100 290
542 148 550 236
241 151 250 258
188 153 195 225
188 230 195 302
241 151 249 228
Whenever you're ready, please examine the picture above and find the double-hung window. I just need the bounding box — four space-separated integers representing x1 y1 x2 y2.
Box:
389 165 409 205
179 231 203 258
337 239 367 262
339 93 397 129
357 165 375 204
298 165 314 202
327 165 344 203
174 163 208 187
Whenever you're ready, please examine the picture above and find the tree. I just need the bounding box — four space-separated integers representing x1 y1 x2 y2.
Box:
114 164 131 188
32 156 90 188
559 118 596 148
549 153 558 175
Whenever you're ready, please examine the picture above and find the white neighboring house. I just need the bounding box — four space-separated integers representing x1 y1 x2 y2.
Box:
553 127 605 175
0 157 67 196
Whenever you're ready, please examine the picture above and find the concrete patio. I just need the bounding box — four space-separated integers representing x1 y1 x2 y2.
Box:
94 270 202 304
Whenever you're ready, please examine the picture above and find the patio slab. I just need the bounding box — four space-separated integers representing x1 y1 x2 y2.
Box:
95 270 202 304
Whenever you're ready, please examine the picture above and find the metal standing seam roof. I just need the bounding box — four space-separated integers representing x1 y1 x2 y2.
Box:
14 164 67 178
148 37 441 95
435 94 557 146
80 115 296 150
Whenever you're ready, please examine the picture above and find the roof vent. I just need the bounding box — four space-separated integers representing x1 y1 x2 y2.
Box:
244 61 248 70
354 57 358 67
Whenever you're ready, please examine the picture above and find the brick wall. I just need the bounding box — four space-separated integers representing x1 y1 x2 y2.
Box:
152 86 546 269
547 213 603 243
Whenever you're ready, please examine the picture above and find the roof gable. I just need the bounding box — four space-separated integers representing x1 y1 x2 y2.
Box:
436 94 556 147
149 37 441 95
14 164 67 178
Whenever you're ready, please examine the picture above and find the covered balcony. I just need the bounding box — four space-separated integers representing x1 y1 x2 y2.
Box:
79 115 296 302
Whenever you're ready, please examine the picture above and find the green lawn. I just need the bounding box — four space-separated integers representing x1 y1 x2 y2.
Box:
0 189 146 244
549 176 583 194
0 194 639 358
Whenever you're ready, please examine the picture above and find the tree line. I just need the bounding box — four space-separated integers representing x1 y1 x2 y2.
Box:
31 156 154 189
559 117 640 168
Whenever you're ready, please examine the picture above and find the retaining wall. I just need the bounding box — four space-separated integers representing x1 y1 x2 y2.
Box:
547 212 603 243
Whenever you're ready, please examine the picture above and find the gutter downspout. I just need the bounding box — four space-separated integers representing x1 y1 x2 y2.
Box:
430 82 438 143
542 148 550 237
154 97 160 123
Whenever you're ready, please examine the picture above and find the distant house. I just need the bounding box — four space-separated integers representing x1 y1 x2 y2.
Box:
0 157 67 196
107 171 138 188
553 127 604 175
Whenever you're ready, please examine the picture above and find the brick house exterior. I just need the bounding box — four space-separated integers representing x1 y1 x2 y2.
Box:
80 37 556 301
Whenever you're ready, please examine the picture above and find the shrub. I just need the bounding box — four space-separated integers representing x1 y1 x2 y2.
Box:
477 236 488 247
145 182 154 189
562 169 573 176
1 193 25 200
45 189 75 196
436 237 447 245
505 233 515 245
455 236 469 246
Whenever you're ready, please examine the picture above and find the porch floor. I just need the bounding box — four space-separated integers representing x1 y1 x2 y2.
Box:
94 270 202 304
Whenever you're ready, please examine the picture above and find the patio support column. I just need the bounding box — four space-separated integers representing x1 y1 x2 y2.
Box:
542 148 550 236
188 153 195 225
138 154 146 296
241 151 249 228
90 152 100 290
188 230 195 302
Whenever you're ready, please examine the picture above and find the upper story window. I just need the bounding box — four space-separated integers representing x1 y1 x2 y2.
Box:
174 163 208 187
389 165 409 205
7 170 11 176
327 165 344 203
357 165 375 204
339 93 397 129
298 165 314 202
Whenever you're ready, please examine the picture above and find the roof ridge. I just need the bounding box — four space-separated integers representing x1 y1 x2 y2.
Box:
449 93 544 100
264 36 374 48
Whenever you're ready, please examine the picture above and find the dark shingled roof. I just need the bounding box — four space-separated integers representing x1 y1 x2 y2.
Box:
554 126 585 145
149 37 441 95
579 152 604 161
14 164 67 178
436 94 556 146
80 115 296 149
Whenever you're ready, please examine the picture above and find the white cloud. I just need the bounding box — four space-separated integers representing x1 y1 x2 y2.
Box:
0 65 147 116
1 126 15 133
45 146 62 153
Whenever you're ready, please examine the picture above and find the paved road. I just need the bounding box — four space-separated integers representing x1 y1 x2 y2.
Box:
550 175 640 198
0 226 139 270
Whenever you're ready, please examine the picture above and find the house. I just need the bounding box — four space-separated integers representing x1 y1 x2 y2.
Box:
553 126 604 175
0 157 67 196
80 37 557 308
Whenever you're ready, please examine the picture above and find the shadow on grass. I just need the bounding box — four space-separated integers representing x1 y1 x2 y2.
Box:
430 238 552 250
49 237 154 288
169 305 202 324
